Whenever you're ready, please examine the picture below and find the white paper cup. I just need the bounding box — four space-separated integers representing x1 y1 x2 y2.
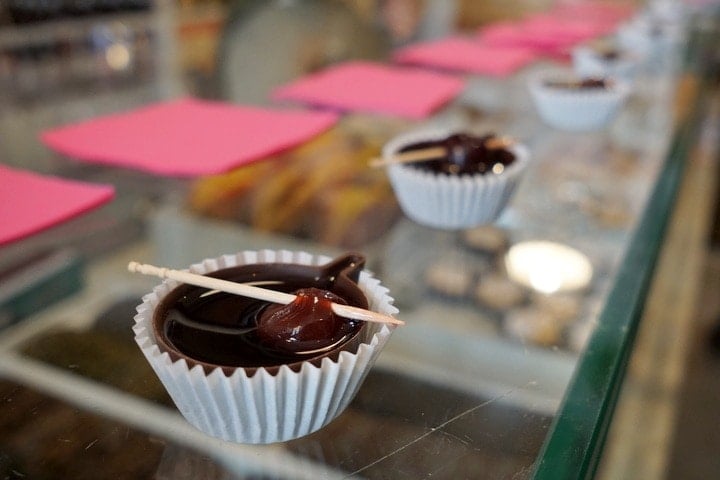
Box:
571 46 640 83
133 250 397 444
616 15 686 72
383 128 529 230
528 68 631 132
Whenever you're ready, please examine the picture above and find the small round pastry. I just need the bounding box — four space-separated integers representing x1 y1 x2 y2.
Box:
424 260 475 299
531 292 582 325
528 68 631 132
474 273 527 311
133 250 397 444
461 225 509 256
382 128 529 229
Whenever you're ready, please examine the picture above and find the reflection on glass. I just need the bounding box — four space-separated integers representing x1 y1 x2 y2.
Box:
106 43 131 70
505 241 593 294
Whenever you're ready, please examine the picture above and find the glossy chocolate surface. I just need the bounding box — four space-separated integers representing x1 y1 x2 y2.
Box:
544 77 609 90
400 133 516 176
153 254 367 373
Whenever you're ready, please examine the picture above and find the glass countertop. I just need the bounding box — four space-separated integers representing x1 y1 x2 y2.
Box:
1 4 718 480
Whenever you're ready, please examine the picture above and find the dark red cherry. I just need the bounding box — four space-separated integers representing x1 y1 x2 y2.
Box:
256 288 358 354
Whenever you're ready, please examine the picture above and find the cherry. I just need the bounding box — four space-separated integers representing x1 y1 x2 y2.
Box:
256 288 358 354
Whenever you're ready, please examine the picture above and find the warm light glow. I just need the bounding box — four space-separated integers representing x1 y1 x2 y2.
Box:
106 44 131 71
529 267 563 294
505 241 593 294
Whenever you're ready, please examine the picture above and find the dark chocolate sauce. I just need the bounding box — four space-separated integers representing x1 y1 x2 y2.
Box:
400 133 515 176
544 78 609 90
155 254 367 370
597 49 621 61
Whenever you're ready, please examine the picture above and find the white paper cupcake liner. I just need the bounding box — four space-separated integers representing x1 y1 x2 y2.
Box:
528 68 632 132
571 46 640 83
133 250 398 444
616 15 686 72
383 127 529 230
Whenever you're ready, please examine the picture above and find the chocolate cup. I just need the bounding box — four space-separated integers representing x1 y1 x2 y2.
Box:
151 253 369 377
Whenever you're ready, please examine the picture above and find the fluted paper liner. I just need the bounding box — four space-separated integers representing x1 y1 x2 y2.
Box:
528 68 631 132
133 250 397 444
384 127 529 230
571 46 640 83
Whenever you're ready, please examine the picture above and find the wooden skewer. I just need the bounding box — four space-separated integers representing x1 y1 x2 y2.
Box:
128 261 404 326
369 136 516 168
484 136 516 150
369 146 445 168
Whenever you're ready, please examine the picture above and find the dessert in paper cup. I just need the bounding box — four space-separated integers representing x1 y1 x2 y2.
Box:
528 69 631 132
571 45 640 83
382 127 529 230
617 13 686 68
133 250 397 444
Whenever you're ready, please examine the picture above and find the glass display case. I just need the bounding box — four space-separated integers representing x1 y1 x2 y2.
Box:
1 1 719 479
0 0 178 173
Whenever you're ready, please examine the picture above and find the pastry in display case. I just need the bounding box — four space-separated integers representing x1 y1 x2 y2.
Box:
424 255 477 299
473 272 527 312
187 118 408 249
384 215 595 353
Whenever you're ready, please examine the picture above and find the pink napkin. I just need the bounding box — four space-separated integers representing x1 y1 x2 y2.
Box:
394 37 540 77
478 22 579 54
41 98 339 177
0 165 114 246
522 14 618 40
478 13 617 56
272 61 465 119
549 1 636 24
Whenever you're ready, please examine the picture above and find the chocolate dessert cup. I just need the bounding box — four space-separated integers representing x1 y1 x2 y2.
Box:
383 128 529 230
528 67 631 132
133 250 397 444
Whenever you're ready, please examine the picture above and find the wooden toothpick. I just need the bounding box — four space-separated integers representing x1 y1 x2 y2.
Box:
128 261 404 326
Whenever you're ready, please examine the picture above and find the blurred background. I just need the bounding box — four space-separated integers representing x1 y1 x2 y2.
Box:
1 1 719 479
0 0 595 173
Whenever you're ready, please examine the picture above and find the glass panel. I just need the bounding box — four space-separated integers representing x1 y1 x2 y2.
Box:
1 2 716 479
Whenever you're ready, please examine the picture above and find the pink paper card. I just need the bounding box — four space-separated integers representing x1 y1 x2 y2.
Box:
549 1 636 24
0 165 114 246
478 19 610 60
393 37 540 77
272 61 465 119
522 14 617 39
478 22 579 52
41 98 339 177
